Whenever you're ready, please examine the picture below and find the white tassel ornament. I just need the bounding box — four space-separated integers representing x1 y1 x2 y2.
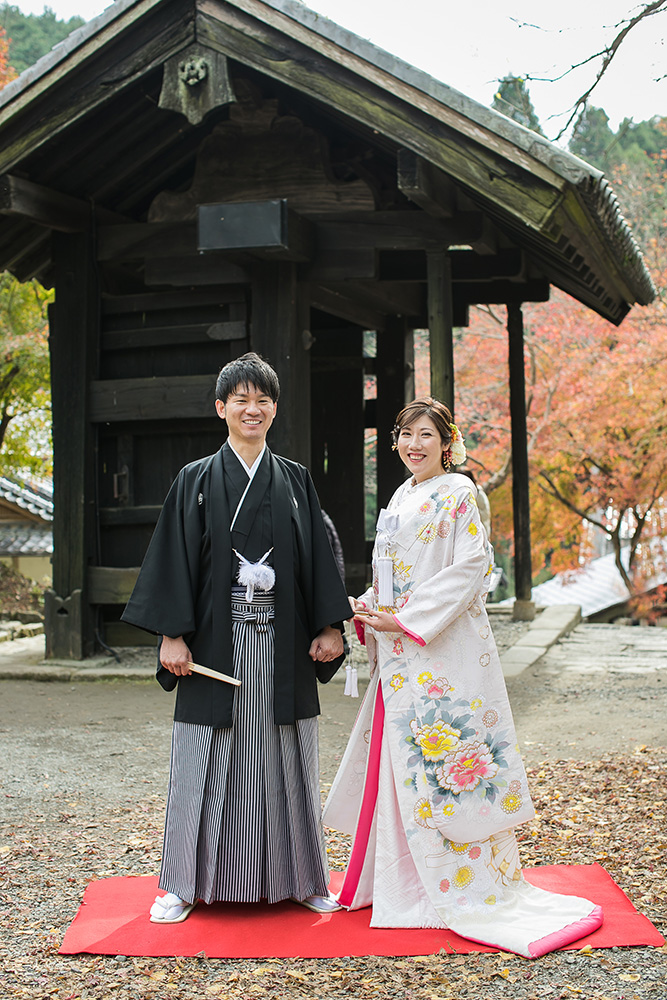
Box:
342 622 358 697
344 663 358 698
233 548 275 602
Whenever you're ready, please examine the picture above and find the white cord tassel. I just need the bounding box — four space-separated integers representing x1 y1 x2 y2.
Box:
343 621 358 697
344 662 358 698
233 547 275 603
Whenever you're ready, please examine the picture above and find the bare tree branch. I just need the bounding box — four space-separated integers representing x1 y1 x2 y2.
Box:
485 452 512 493
537 470 604 529
552 1 667 140
511 3 667 140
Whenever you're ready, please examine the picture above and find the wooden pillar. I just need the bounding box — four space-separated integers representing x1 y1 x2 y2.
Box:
44 230 99 658
427 251 454 415
310 325 366 594
251 261 310 465
404 326 415 402
377 316 409 508
507 302 536 620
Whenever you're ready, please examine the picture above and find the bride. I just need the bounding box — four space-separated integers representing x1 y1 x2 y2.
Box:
323 396 602 958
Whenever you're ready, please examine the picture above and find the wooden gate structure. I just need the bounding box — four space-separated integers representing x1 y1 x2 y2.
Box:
0 0 655 657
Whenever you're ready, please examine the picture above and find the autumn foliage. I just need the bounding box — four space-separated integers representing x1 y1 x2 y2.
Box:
0 27 17 88
452 128 667 600
0 273 53 477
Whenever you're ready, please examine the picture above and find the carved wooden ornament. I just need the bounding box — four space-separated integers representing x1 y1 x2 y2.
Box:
159 44 236 126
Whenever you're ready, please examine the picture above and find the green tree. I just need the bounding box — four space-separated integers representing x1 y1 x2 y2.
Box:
0 4 84 75
569 106 616 167
570 107 667 174
492 76 544 135
0 272 52 478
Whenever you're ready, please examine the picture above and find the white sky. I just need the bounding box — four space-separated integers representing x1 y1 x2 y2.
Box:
11 0 667 142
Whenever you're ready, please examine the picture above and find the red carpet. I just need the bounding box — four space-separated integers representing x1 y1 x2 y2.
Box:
59 865 664 958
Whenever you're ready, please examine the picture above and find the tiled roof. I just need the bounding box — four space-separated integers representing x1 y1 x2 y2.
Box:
0 523 53 556
0 477 53 522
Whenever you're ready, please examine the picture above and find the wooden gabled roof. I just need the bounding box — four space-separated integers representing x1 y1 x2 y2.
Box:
0 0 655 323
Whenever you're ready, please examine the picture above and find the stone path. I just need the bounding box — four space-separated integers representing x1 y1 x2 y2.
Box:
542 622 667 674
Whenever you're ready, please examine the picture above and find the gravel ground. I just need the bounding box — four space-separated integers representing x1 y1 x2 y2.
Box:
0 613 665 999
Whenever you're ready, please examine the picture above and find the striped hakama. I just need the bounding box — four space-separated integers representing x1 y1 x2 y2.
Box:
158 588 329 905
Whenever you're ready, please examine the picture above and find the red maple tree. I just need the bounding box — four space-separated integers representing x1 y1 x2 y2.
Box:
0 28 16 89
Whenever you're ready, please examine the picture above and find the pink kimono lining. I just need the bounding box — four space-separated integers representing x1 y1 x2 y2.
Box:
337 682 384 907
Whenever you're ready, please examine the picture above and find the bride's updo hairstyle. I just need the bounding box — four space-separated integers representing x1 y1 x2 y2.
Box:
391 397 454 470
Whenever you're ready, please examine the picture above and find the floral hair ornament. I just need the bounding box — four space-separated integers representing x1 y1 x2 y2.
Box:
448 423 467 466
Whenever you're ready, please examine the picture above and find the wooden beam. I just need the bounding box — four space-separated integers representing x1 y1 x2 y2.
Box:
97 213 489 265
90 374 216 423
315 211 486 252
100 212 314 263
250 261 310 465
97 222 198 261
145 256 250 287
397 149 455 219
427 252 454 414
470 215 499 256
311 284 386 332
101 286 247 314
101 320 246 352
329 279 425 323
507 302 534 616
0 174 126 232
377 250 426 282
454 278 550 305
451 249 524 281
377 248 525 282
307 247 377 282
88 566 140 605
99 505 161 526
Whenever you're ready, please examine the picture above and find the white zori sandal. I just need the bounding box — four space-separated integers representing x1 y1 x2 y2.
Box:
149 892 197 924
291 893 342 914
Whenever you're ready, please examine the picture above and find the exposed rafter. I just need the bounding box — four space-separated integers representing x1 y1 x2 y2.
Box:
0 174 127 231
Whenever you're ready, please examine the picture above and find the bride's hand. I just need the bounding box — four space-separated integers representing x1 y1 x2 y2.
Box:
353 609 403 633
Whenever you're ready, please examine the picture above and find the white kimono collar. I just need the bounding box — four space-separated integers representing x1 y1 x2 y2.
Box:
228 441 266 481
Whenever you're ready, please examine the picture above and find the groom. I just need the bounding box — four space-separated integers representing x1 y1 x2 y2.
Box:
122 352 351 922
